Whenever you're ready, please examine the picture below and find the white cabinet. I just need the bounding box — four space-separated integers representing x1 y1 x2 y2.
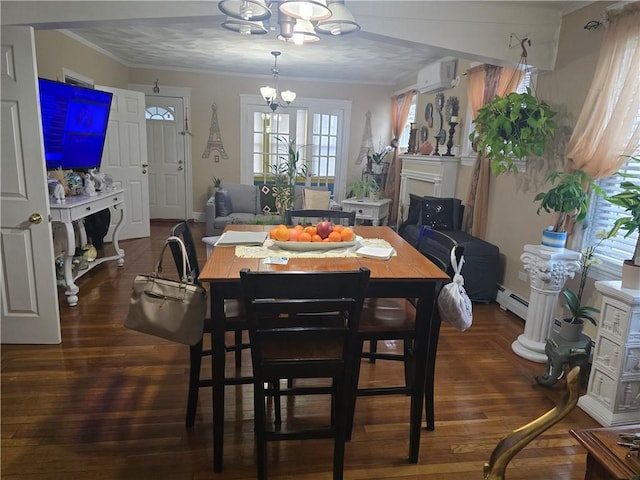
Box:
397 154 460 228
577 281 640 426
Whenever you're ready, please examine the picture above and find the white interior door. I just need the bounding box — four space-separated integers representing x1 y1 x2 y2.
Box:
97 85 150 240
145 95 187 219
1 26 61 344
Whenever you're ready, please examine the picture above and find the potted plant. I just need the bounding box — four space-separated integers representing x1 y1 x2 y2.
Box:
558 232 608 341
270 136 308 220
470 88 557 175
369 141 393 174
533 169 602 249
605 155 640 289
347 177 381 200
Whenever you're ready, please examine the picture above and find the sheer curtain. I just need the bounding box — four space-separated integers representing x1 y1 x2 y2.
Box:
565 2 640 178
385 91 415 223
462 65 523 238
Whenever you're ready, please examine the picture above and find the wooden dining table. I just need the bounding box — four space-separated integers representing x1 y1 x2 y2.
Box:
199 224 449 473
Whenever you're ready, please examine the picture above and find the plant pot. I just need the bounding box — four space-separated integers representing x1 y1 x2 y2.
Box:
541 230 567 250
621 259 640 290
559 319 584 342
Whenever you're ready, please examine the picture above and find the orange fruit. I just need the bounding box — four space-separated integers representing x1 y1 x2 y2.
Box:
310 234 323 242
269 227 278 239
332 224 344 233
322 237 330 242
304 226 317 236
274 226 290 241
328 231 342 242
288 228 301 241
299 232 312 242
340 228 355 242
294 224 304 231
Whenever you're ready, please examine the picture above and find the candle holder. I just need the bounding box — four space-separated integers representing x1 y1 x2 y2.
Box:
443 122 458 156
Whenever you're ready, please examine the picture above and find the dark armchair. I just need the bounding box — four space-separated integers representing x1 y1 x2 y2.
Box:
398 195 500 303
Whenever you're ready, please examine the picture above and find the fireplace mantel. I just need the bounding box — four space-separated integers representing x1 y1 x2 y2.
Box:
397 154 460 227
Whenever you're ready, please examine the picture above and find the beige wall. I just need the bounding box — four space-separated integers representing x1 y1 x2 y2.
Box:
35 30 128 87
127 69 393 211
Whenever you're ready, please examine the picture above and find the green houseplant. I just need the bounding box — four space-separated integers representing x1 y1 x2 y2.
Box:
533 169 603 249
470 88 557 174
604 155 640 288
270 136 307 219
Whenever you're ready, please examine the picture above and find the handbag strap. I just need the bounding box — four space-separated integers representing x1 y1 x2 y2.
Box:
155 235 195 283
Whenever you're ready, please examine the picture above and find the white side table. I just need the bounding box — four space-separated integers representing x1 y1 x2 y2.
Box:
512 244 580 363
341 197 391 226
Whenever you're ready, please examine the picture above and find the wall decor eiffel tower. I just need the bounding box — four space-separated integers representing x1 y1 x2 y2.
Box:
202 103 229 160
356 111 374 165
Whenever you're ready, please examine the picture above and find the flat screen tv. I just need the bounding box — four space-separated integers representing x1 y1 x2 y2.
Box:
38 78 113 172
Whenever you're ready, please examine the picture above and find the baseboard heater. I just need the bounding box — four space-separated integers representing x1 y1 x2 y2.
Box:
496 284 595 347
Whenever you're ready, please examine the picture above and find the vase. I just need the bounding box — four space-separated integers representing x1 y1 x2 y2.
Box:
621 259 640 290
559 319 584 342
541 230 567 250
372 163 384 174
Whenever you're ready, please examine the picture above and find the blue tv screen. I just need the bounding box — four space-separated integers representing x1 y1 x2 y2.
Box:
38 78 113 171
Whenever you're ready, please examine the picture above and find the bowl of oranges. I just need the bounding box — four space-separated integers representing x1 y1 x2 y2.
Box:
269 221 361 252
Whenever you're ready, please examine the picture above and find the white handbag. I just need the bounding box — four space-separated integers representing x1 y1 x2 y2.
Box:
437 247 473 332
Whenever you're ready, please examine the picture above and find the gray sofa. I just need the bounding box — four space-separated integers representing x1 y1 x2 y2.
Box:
205 183 333 236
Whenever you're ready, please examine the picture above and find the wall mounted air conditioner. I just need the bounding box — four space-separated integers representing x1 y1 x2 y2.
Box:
417 59 458 94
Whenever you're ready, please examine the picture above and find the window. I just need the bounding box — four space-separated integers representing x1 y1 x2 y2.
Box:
241 96 351 200
398 94 416 150
584 154 640 279
145 106 175 121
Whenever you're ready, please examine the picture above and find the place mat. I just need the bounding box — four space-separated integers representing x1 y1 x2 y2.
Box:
235 238 397 259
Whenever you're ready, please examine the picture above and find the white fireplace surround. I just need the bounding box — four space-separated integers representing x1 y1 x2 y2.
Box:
397 154 460 227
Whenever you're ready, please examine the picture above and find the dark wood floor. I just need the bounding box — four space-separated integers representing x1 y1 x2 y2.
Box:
1 221 601 479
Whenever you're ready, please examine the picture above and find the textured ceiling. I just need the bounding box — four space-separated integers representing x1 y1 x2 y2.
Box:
69 22 443 85
50 1 589 85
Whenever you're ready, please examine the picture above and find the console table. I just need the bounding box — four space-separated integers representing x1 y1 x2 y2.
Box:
341 197 391 226
50 188 127 306
570 425 640 479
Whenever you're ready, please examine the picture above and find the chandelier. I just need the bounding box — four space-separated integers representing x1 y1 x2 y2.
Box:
219 0 360 44
260 51 296 111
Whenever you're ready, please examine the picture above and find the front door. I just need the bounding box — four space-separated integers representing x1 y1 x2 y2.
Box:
145 95 187 219
96 85 150 240
1 26 61 344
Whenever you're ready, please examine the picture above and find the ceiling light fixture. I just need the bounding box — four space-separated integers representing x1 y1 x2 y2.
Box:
218 0 360 44
279 0 331 22
260 51 296 112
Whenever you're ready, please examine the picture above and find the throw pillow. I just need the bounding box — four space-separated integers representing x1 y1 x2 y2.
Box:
258 184 278 215
421 197 462 230
406 194 423 225
303 188 330 209
215 188 232 217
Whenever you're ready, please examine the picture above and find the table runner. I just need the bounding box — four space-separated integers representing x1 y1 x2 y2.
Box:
235 238 396 259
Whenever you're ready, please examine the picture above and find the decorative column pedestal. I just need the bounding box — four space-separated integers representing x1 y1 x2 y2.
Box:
578 281 640 426
512 245 580 363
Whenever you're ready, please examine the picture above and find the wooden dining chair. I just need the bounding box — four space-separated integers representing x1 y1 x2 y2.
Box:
169 221 252 427
239 267 370 480
350 227 463 438
286 209 356 226
484 366 581 480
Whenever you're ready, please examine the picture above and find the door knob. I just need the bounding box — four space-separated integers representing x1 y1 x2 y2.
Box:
178 166 184 171
142 164 148 168
29 213 43 224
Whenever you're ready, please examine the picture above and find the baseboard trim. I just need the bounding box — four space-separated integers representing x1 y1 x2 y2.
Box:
496 284 528 321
